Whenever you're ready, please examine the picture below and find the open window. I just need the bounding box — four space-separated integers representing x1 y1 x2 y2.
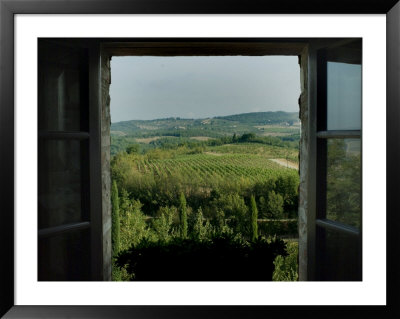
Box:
38 40 103 280
315 39 362 280
37 38 362 281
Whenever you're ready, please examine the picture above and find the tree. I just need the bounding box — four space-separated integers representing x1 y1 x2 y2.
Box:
179 192 188 238
232 133 237 143
119 197 150 250
111 180 120 255
266 190 284 219
275 174 299 216
215 208 226 230
250 195 258 241
152 206 175 242
126 144 140 154
210 193 248 235
192 207 211 241
259 196 267 218
239 132 256 142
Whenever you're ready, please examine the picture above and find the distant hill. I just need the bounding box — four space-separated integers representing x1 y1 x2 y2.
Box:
111 111 299 137
214 111 298 125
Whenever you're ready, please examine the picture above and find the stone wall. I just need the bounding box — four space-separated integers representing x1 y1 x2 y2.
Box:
298 46 309 281
100 51 112 281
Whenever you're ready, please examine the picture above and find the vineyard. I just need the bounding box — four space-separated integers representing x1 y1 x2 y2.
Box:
133 153 295 184
111 143 300 221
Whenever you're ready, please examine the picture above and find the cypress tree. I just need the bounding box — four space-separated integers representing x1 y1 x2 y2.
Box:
179 192 188 238
250 195 258 242
111 180 121 255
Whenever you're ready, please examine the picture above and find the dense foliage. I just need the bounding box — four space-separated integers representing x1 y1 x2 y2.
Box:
273 240 299 281
111 180 120 255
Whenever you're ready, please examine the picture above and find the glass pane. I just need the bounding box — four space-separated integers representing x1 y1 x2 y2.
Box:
316 226 361 281
327 62 361 130
38 41 88 131
326 139 361 228
38 139 89 229
38 229 90 281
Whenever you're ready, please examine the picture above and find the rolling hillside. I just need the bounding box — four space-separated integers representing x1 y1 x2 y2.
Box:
111 111 300 137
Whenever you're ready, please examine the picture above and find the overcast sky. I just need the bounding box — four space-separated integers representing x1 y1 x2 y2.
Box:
110 56 300 122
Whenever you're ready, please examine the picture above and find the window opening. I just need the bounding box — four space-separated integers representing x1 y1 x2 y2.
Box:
37 39 362 282
108 55 301 281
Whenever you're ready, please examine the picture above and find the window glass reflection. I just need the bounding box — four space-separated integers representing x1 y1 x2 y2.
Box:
38 139 89 229
326 138 361 228
38 42 88 131
327 62 361 130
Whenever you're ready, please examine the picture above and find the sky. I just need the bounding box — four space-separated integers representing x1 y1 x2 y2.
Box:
110 56 301 123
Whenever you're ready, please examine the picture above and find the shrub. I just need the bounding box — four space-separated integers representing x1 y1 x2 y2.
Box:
273 241 299 281
111 180 120 256
126 144 140 154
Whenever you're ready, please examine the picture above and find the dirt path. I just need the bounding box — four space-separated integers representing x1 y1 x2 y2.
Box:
204 152 223 156
269 158 299 170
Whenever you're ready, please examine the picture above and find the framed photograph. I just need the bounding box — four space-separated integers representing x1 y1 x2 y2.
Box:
1 0 399 318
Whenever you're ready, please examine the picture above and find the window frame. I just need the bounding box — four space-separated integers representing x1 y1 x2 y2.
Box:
100 38 311 280
37 39 104 281
36 38 365 282
314 42 362 280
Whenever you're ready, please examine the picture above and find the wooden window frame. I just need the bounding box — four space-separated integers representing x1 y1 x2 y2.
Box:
37 40 104 281
314 42 362 280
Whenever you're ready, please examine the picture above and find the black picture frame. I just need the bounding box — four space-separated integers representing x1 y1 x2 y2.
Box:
1 1 399 318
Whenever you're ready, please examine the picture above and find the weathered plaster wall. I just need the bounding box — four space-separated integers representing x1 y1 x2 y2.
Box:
101 51 112 281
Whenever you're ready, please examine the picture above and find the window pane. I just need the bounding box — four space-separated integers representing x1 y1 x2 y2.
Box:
326 139 361 228
327 62 361 130
316 226 361 281
38 229 90 281
38 139 89 229
38 41 88 131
